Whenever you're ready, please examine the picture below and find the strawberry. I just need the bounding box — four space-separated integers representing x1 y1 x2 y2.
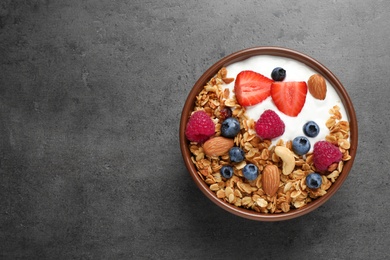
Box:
234 70 274 106
271 81 308 117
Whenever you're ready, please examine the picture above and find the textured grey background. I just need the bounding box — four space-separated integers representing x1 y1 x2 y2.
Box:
0 0 389 259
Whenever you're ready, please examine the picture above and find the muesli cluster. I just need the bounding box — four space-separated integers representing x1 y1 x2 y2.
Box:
186 67 351 214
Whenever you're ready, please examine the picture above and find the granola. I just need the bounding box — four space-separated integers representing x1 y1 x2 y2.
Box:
187 67 351 214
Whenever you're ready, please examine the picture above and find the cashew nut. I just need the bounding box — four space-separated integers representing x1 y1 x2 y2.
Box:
274 146 295 175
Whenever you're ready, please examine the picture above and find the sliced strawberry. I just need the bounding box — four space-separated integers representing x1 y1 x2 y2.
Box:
271 81 308 117
234 70 274 106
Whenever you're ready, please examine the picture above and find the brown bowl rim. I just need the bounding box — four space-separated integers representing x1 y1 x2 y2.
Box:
180 46 358 221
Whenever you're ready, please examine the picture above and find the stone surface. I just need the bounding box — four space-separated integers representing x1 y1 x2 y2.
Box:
1 0 389 259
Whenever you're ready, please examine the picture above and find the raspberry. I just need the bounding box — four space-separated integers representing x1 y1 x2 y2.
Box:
255 110 285 139
185 111 215 143
313 141 342 171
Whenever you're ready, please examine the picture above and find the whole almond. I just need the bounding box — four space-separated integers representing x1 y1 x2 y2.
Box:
203 136 234 157
261 164 280 197
308 74 327 100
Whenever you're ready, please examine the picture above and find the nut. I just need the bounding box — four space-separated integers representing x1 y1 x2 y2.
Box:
203 136 234 157
262 165 280 197
274 146 295 175
308 74 327 100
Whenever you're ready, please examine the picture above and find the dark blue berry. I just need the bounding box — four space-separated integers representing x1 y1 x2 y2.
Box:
229 147 245 162
242 164 258 181
221 117 240 138
220 165 234 179
303 121 320 137
306 173 322 189
271 67 286 81
292 136 311 155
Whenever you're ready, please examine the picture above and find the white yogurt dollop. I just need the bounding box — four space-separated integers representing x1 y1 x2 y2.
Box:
223 55 348 151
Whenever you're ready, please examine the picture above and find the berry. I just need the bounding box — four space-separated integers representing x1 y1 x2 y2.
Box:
220 165 234 179
271 81 307 117
185 111 215 143
306 173 322 189
221 117 240 138
271 67 286 81
292 136 311 155
229 147 245 162
313 141 342 171
242 164 258 181
303 121 320 137
219 107 232 120
234 70 274 106
255 110 285 140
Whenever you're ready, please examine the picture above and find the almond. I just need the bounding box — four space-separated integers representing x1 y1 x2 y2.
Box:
203 136 234 157
261 164 280 197
308 74 327 100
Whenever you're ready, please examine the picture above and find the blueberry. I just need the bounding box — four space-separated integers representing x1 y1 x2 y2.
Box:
242 164 258 181
220 165 234 179
221 117 240 138
306 173 322 189
271 67 286 81
229 147 245 162
303 121 320 137
292 136 311 155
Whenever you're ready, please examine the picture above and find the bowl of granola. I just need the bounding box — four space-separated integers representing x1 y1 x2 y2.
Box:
180 46 357 221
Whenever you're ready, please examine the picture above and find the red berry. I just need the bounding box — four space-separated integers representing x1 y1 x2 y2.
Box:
219 107 232 120
185 111 215 143
313 141 342 171
255 110 285 140
271 81 307 117
234 70 274 106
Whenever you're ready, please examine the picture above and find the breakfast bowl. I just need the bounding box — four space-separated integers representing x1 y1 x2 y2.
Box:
179 46 358 221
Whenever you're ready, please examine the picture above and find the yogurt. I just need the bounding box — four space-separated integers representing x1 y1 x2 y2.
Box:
222 55 348 151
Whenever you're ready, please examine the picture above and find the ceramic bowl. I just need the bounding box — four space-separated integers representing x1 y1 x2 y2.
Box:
180 46 358 221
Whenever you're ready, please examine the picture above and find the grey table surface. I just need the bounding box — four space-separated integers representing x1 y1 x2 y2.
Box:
1 0 388 259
